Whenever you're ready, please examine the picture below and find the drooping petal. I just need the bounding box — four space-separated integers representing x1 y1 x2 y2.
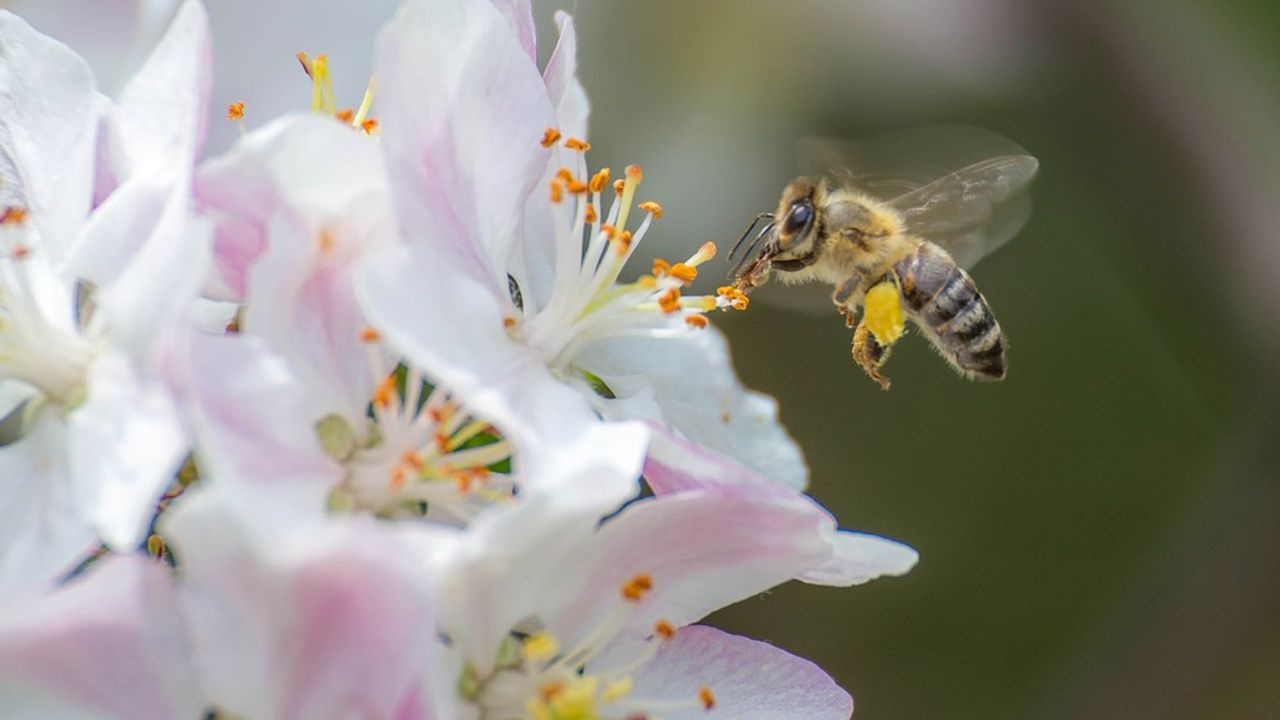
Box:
0 10 97 260
357 242 649 500
582 327 808 490
0 415 97 600
375 0 556 291
627 625 853 720
0 555 203 720
643 422 919 587
162 487 456 720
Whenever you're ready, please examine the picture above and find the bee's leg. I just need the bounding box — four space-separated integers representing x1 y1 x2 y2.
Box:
831 274 863 328
852 318 893 390
852 280 907 391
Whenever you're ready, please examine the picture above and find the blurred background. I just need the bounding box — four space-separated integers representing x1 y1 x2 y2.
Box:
9 0 1278 716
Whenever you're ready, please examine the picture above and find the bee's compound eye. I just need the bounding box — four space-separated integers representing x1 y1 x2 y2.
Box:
783 201 812 235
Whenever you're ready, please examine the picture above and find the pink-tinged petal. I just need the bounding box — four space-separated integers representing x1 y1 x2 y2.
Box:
628 625 853 720
162 488 454 720
66 177 167 284
196 113 388 301
170 330 339 514
488 0 536 61
0 415 97 600
375 0 556 291
111 0 211 181
0 556 203 719
238 116 394 422
543 12 589 142
644 423 919 587
544 486 833 649
358 243 648 500
70 349 187 549
582 327 808 490
0 10 97 259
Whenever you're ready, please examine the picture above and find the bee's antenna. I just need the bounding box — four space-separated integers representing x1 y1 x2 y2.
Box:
728 220 777 279
728 212 775 261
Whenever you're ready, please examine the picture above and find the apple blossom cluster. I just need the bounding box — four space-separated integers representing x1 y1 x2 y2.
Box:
0 0 918 718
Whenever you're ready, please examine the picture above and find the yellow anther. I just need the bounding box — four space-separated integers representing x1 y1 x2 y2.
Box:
589 168 611 193
523 632 561 662
564 137 591 151
146 534 166 559
669 263 697 284
541 128 562 148
226 101 245 121
685 314 709 329
638 200 663 218
602 677 634 703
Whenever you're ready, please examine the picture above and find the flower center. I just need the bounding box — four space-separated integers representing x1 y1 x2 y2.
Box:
464 574 715 719
512 134 748 376
0 208 96 409
323 327 513 522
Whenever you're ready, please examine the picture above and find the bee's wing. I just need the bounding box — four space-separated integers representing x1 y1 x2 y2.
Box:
799 127 1039 268
888 154 1039 268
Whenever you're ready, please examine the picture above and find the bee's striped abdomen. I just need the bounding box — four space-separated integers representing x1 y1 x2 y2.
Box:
894 241 1007 380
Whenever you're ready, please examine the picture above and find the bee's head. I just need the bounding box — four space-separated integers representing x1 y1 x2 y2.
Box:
772 177 821 261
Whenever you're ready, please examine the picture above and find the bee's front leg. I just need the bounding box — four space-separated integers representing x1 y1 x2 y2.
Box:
832 274 863 328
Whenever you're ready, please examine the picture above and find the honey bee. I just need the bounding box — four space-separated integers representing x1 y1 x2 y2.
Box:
729 127 1038 390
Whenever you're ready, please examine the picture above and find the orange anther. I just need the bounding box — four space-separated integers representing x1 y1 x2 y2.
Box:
0 206 28 225
335 107 354 123
317 228 336 251
360 118 380 134
359 327 381 343
566 180 589 194
373 375 397 409
564 137 591 151
652 258 672 276
555 167 574 183
401 451 424 472
654 619 676 639
296 51 313 78
638 200 663 218
226 101 245 121
699 686 716 710
685 314 709 329
717 286 750 311
389 465 407 491
434 431 450 449
584 203 597 223
540 128 562 148
614 230 633 255
658 287 681 314
549 180 563 204
503 316 518 329
612 179 626 195
589 168 611 193
669 263 697 283
600 224 616 238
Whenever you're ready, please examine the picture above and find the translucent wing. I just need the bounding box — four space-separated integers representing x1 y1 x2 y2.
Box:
799 126 1039 268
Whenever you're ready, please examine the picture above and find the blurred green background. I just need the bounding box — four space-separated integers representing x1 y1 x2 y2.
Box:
8 0 1277 716
536 1 1280 717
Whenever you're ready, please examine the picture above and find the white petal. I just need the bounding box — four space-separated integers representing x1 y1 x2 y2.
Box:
487 0 536 61
628 625 853 720
0 10 97 259
358 243 648 499
801 530 920 586
0 414 97 600
581 327 809 490
110 0 210 181
69 349 186 549
0 556 203 719
544 12 589 141
375 0 556 290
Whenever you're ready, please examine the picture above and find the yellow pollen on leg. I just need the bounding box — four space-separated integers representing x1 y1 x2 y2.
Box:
716 286 750 311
